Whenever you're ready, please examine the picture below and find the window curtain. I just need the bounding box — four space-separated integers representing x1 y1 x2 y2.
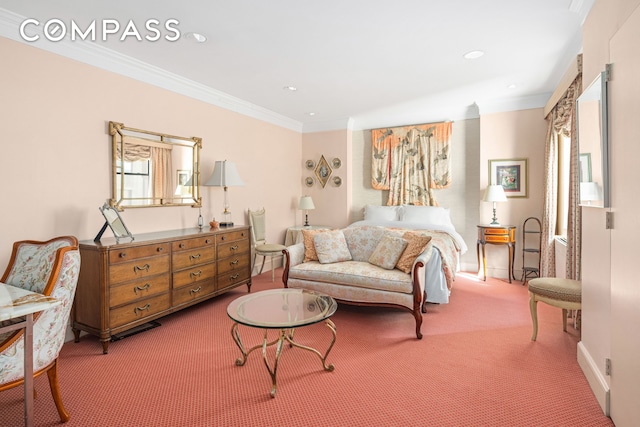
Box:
541 75 582 279
151 146 173 203
371 122 451 206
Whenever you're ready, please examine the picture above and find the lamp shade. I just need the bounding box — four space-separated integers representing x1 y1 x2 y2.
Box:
204 160 244 187
298 196 315 210
483 185 507 202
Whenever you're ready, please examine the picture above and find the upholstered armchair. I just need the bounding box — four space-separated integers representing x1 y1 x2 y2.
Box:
0 236 80 423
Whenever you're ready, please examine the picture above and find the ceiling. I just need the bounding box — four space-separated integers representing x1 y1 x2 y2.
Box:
0 0 594 132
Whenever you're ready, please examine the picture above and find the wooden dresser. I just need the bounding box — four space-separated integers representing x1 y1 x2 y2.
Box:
73 226 251 353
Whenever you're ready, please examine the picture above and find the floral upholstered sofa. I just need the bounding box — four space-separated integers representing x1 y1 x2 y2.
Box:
282 225 437 339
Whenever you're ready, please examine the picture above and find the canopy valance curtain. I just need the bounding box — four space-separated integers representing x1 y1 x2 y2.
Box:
371 122 452 206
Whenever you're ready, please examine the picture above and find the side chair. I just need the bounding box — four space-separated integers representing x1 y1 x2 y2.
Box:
248 208 285 282
0 236 81 423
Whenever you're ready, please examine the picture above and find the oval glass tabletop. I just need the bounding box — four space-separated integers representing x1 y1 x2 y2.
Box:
227 288 337 329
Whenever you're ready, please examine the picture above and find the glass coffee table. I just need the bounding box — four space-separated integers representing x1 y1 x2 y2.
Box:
227 288 337 397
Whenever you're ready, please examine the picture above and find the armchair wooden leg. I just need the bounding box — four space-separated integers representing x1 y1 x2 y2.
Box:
46 359 70 423
529 294 539 341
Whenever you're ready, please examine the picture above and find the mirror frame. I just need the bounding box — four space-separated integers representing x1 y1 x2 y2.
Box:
577 64 611 208
109 121 202 210
95 202 134 243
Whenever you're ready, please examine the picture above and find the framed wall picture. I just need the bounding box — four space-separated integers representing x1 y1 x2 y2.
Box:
176 170 192 196
579 153 592 182
489 158 528 198
314 155 332 188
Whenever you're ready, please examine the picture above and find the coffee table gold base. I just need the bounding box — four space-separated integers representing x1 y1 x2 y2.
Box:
231 319 336 397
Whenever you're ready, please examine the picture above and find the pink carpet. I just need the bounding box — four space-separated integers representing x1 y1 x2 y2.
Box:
0 270 613 426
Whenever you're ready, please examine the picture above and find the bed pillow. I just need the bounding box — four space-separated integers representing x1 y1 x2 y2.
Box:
401 205 453 228
314 230 352 264
368 235 408 270
301 229 329 262
364 205 402 221
396 232 433 273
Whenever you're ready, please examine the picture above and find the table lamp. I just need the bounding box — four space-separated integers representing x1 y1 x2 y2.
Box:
204 160 244 227
580 182 600 205
483 185 507 225
298 196 315 227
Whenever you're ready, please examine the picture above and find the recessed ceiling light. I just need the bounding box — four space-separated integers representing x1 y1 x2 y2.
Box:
507 83 517 89
283 86 297 91
307 112 316 116
463 50 485 60
185 32 207 43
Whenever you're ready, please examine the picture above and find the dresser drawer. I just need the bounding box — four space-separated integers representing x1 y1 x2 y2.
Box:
171 236 215 252
173 262 216 289
110 293 171 329
217 238 250 259
217 229 250 244
484 235 512 243
217 268 251 291
109 243 170 264
172 279 216 306
109 255 170 285
217 253 250 275
483 228 509 235
109 274 170 308
172 246 215 271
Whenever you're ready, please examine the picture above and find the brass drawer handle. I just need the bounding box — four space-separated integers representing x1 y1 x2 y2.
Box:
133 283 150 295
230 273 239 280
134 304 150 315
205 239 212 244
179 243 185 249
189 286 202 295
190 270 202 279
134 264 150 272
119 252 126 258
189 253 201 261
157 247 164 252
230 244 239 251
230 259 239 266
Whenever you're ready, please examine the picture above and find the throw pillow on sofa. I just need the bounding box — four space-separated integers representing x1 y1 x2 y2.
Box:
396 232 432 273
368 235 408 270
313 230 352 264
301 229 329 262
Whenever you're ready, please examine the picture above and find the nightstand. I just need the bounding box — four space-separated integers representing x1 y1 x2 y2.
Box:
477 224 516 283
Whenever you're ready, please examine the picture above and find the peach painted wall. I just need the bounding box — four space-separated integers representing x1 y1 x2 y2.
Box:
0 36 301 270
479 109 547 279
300 130 351 229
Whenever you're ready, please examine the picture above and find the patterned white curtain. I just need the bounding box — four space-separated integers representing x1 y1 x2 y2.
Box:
541 75 582 278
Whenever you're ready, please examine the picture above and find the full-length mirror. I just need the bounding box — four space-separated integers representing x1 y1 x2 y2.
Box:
577 65 610 208
109 121 202 209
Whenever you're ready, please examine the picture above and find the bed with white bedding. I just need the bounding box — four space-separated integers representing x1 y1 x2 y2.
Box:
349 204 468 304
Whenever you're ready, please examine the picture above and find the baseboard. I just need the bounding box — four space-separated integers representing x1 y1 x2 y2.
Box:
577 341 610 416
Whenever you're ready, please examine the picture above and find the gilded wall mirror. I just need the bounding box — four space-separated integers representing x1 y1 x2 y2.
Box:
109 121 202 209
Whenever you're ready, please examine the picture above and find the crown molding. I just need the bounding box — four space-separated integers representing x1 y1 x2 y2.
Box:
0 8 303 133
